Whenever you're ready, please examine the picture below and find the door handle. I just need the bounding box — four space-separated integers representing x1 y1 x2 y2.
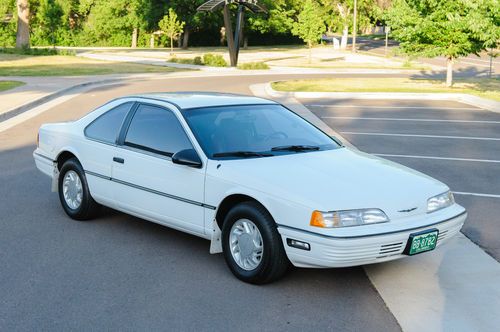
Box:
113 157 124 164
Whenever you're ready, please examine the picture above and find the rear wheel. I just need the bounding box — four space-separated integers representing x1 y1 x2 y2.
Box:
58 158 100 220
222 201 290 284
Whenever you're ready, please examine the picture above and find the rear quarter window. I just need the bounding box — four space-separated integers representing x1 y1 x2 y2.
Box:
85 102 133 144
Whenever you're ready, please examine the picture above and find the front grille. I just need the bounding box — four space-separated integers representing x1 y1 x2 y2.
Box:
378 242 404 258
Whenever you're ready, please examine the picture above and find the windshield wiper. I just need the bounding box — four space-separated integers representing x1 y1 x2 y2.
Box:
212 151 274 158
271 145 320 152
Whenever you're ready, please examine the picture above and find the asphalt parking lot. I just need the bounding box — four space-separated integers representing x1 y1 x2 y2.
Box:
0 76 401 331
301 98 500 261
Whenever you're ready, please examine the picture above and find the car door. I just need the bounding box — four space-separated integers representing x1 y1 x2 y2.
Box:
110 102 207 237
80 101 135 208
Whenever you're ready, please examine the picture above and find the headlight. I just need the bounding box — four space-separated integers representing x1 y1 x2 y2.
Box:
427 191 454 213
310 209 389 228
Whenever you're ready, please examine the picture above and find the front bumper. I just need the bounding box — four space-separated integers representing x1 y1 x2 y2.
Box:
278 211 466 268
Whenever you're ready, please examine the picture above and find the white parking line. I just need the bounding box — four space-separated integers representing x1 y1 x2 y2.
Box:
307 105 481 110
341 131 500 141
452 191 500 199
373 153 500 164
322 116 500 124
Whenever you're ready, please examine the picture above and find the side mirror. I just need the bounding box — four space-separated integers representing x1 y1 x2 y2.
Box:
172 149 202 168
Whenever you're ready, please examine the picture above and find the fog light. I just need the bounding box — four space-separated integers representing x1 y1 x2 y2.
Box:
287 238 311 251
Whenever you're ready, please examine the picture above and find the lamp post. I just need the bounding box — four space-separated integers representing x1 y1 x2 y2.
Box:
198 0 266 67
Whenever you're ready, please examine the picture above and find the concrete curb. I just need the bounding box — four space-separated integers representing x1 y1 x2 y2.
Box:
265 83 500 113
0 77 125 123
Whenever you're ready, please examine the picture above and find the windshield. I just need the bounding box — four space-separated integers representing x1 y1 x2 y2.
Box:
182 104 340 159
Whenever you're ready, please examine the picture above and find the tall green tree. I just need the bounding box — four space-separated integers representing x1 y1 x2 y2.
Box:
35 0 63 45
292 0 326 62
169 0 219 49
158 7 185 52
0 0 17 47
386 0 500 87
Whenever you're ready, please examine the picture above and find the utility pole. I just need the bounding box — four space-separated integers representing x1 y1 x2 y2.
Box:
352 0 357 53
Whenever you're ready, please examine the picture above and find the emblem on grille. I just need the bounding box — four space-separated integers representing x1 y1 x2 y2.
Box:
398 207 417 213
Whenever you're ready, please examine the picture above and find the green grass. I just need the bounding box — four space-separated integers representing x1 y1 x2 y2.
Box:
0 80 25 92
237 62 270 70
272 77 500 101
0 54 185 76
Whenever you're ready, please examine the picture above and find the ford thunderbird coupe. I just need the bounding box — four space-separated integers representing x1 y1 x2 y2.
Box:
34 93 467 284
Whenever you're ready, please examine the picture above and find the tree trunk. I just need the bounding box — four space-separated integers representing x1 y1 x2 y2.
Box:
170 33 174 53
182 29 189 49
446 57 454 87
150 34 155 48
16 0 30 49
340 26 348 50
308 41 312 64
131 28 138 48
243 36 248 50
352 0 357 53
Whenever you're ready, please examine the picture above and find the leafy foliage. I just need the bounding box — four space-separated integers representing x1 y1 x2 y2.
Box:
158 7 185 51
385 0 500 59
291 0 326 48
203 53 227 67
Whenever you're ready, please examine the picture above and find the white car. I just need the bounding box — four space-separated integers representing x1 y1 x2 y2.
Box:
34 93 467 284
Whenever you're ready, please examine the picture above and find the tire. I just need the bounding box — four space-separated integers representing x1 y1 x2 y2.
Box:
58 158 100 221
222 201 290 284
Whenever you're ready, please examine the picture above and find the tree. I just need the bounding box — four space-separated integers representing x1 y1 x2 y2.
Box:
292 0 326 62
36 0 63 46
386 0 500 87
15 0 29 48
158 8 185 52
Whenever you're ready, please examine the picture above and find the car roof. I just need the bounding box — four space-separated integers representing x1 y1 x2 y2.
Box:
127 92 277 110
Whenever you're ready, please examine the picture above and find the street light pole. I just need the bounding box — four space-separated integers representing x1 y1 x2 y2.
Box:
352 0 357 53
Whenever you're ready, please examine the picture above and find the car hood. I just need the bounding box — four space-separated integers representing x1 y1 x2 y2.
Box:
215 148 449 219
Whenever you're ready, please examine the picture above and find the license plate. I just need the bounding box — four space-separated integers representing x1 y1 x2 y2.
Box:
404 229 439 255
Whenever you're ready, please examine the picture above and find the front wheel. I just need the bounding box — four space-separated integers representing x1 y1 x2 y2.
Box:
222 201 290 284
58 158 100 220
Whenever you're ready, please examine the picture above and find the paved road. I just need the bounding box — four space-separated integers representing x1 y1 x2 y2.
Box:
355 37 499 77
302 98 500 261
0 75 401 331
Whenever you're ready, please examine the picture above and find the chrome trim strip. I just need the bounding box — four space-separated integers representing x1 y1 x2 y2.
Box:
34 152 55 162
277 211 467 240
84 170 216 210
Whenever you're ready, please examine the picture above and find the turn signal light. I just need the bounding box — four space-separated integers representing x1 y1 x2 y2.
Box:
310 210 326 227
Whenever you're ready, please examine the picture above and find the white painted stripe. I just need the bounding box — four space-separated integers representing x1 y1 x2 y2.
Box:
341 131 500 141
373 153 500 164
322 116 500 124
452 191 500 199
307 104 480 110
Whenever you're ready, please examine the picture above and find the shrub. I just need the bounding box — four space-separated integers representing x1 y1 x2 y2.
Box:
193 56 203 65
168 56 204 65
0 47 76 56
237 62 270 70
203 53 227 67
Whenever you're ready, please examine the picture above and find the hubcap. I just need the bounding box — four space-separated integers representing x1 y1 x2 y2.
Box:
62 170 83 210
229 219 263 271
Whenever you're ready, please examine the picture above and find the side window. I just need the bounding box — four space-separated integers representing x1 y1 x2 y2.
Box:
85 102 133 144
124 104 192 156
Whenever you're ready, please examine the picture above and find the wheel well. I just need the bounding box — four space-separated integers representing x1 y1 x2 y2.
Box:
56 151 77 170
215 194 269 230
